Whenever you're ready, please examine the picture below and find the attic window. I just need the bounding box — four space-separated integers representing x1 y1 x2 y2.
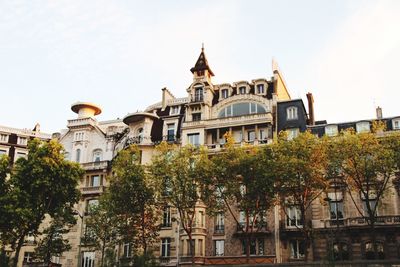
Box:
170 106 180 115
286 107 298 120
221 89 228 99
356 122 370 133
239 86 246 94
257 84 265 94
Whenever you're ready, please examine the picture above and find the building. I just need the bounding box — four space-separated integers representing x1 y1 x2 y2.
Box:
11 48 400 266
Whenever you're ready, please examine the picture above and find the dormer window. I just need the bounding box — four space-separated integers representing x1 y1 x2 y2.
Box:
17 136 28 145
93 149 102 162
194 87 203 102
286 106 298 120
170 106 180 115
325 125 338 136
356 121 370 133
257 84 265 94
239 86 246 94
0 134 8 143
221 89 228 99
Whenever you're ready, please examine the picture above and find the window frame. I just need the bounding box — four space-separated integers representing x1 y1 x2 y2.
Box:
286 106 298 120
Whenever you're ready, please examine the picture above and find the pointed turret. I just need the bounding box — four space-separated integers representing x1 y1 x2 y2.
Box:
190 45 215 77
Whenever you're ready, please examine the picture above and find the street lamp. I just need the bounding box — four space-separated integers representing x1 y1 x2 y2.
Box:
73 209 84 267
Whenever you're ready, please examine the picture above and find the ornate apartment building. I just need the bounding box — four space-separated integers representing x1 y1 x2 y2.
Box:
10 48 400 266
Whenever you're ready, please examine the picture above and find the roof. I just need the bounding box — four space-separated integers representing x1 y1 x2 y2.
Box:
71 102 102 115
190 47 215 76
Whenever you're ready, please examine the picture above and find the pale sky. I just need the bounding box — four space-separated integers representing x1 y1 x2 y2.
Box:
0 0 399 133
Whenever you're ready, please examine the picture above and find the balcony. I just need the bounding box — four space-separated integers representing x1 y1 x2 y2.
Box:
80 160 109 171
235 222 269 236
162 135 180 144
81 185 104 195
205 255 275 265
190 94 204 103
182 113 273 130
320 215 400 228
179 256 205 265
67 117 97 128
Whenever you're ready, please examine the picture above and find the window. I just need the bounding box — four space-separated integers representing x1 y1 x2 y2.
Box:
74 132 85 141
76 149 81 163
198 239 203 256
239 86 246 94
328 192 344 222
170 106 180 115
290 240 305 259
192 113 201 121
92 149 102 162
23 252 33 263
332 242 349 261
161 238 171 257
286 106 298 120
258 239 264 255
15 152 27 161
361 190 378 216
0 134 8 143
286 206 303 227
215 212 224 233
214 240 224 256
0 149 6 155
259 129 267 142
242 239 263 255
257 84 265 94
392 119 400 130
87 199 99 213
188 133 200 146
247 130 255 142
221 89 229 99
88 175 101 187
187 239 195 256
198 211 205 227
17 136 28 145
325 125 338 136
167 124 175 141
162 207 171 227
81 251 95 267
137 128 144 143
365 241 384 260
287 128 299 140
194 87 203 102
218 102 267 118
123 243 132 258
356 122 370 133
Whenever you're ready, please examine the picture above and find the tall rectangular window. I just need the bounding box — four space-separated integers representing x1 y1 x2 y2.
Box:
188 133 200 146
192 113 201 121
290 240 305 259
286 107 298 120
89 175 101 187
161 238 171 257
167 124 175 141
214 240 224 256
286 206 303 227
198 239 203 256
23 252 33 263
187 239 195 256
0 134 8 143
221 89 228 99
247 130 255 142
215 212 224 233
123 243 132 258
257 84 265 94
81 251 95 267
194 87 203 102
162 207 171 227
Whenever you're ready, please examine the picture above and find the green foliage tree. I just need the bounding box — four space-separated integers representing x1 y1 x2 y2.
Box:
149 142 212 265
328 129 398 259
205 133 276 262
107 145 160 263
34 215 74 263
84 201 119 267
273 131 328 261
2 139 83 267
0 155 11 245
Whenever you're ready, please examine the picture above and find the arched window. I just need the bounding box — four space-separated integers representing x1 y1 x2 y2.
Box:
92 149 102 162
76 149 81 163
218 102 267 118
365 241 384 260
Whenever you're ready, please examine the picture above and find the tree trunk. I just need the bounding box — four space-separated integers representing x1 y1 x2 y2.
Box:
188 232 194 266
12 234 26 267
141 207 147 256
245 236 250 264
101 239 106 267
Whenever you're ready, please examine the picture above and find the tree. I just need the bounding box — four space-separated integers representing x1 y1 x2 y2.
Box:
3 139 83 267
205 133 276 262
329 129 398 260
0 155 11 244
107 145 159 263
149 142 212 265
34 215 74 263
84 201 119 267
273 131 328 261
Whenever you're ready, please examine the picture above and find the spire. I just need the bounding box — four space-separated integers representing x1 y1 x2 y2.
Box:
190 45 214 76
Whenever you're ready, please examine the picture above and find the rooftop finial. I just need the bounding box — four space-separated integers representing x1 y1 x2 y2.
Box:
201 42 204 52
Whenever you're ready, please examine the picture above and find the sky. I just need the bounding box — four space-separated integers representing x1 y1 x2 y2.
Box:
0 0 399 133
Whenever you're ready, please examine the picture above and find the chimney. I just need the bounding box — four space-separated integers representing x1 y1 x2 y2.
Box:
306 92 315 126
376 106 383 119
161 87 175 111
